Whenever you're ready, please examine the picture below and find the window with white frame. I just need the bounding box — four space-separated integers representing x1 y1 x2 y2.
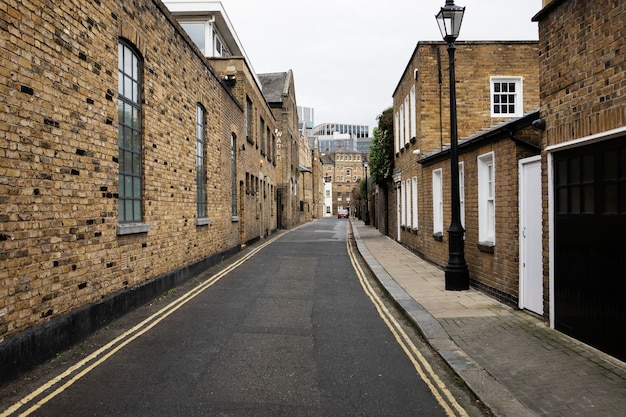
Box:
404 95 410 146
337 192 342 201
410 86 417 140
491 77 523 117
394 111 400 153
411 176 418 230
433 169 443 236
399 104 405 149
405 179 411 228
478 152 495 244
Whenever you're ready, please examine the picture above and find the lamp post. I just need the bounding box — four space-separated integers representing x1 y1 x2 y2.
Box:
363 159 370 225
436 0 469 290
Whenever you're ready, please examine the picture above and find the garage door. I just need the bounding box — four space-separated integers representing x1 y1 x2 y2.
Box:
553 136 626 361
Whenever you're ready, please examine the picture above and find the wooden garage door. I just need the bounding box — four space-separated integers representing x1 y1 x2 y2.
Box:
554 136 626 361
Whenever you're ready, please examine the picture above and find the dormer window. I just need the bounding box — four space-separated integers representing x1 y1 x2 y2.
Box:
179 20 231 58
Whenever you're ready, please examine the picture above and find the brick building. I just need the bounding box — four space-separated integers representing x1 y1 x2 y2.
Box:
321 150 367 217
533 0 626 360
258 71 302 230
390 41 541 307
0 0 301 383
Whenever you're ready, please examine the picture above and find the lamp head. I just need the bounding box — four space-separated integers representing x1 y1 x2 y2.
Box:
436 0 465 43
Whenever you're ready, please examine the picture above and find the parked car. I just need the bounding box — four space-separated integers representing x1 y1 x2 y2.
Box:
337 209 349 219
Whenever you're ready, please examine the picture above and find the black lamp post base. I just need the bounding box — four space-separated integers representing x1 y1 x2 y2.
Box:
445 267 469 290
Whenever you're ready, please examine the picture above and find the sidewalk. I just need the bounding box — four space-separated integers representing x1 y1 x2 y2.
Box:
350 219 626 417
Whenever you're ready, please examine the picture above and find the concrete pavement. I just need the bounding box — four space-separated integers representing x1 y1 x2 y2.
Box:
350 219 626 417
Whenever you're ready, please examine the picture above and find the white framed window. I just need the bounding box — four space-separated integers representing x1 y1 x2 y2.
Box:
404 95 410 146
399 104 405 149
491 77 523 117
410 86 417 140
325 190 330 198
433 169 443 235
411 176 418 230
394 111 400 154
478 152 495 244
402 179 413 228
338 192 342 201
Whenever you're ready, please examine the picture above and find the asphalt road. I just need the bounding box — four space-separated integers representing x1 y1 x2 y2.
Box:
1 219 467 416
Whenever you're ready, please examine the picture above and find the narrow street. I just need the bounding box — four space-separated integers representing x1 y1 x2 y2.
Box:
0 219 483 417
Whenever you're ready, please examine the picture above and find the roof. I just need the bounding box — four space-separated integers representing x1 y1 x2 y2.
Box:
420 110 541 165
258 72 290 103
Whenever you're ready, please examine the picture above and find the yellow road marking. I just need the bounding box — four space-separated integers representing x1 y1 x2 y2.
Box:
1 235 282 417
346 234 469 417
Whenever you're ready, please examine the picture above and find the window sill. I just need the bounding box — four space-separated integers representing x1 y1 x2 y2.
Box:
231 215 240 223
478 241 495 253
197 218 211 226
433 232 443 241
117 222 150 236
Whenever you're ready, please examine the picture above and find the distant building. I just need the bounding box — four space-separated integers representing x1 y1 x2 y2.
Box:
314 123 370 153
298 106 315 140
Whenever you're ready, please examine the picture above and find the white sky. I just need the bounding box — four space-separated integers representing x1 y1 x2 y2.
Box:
221 0 543 133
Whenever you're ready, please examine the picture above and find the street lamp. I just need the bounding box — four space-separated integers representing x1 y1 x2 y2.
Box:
436 0 469 290
363 159 370 225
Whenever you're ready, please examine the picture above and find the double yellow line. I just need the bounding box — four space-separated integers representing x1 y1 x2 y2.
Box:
346 235 469 417
1 235 282 417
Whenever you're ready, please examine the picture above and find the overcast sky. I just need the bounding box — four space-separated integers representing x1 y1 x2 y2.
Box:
221 0 543 133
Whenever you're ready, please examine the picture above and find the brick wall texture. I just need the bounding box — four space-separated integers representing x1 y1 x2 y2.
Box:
0 0 280 345
537 0 625 148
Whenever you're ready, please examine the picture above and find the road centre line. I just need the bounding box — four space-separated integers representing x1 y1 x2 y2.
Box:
346 233 469 417
1 235 283 417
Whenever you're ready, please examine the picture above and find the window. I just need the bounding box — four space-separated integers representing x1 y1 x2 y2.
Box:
246 97 252 141
410 86 417 140
404 95 410 145
478 152 495 244
196 104 207 220
412 176 418 230
325 190 331 198
259 117 265 154
433 169 443 236
401 181 411 226
180 22 206 54
118 40 143 225
231 133 238 218
395 111 400 154
338 192 342 201
491 77 523 117
399 104 405 148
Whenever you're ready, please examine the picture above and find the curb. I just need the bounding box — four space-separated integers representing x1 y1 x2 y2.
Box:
350 220 537 417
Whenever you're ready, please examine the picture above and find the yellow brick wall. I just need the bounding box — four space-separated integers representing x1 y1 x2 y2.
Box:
0 0 268 341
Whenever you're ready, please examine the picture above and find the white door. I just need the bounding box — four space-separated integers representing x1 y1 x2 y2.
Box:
519 157 543 314
396 183 402 242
